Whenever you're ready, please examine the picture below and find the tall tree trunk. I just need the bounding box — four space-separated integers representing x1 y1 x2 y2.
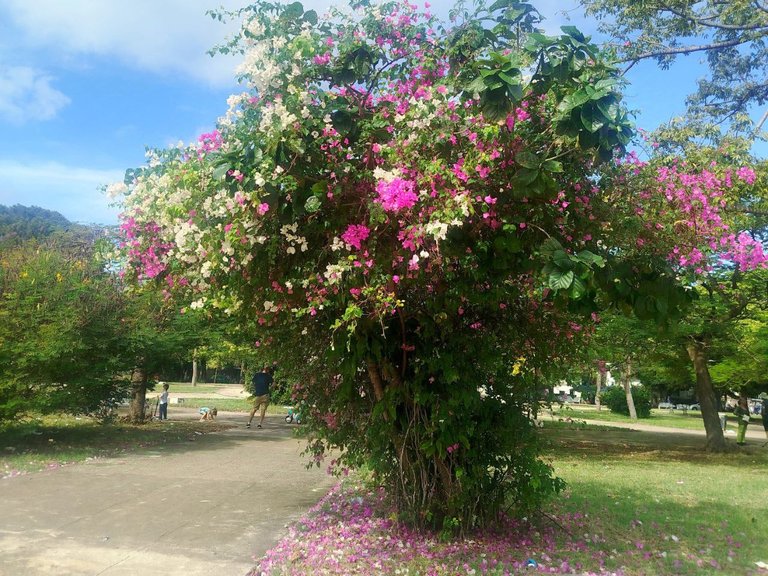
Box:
686 338 727 452
622 359 637 420
191 350 199 387
128 367 148 423
595 369 603 411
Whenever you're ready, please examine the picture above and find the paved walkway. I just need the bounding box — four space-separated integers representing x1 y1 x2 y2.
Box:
0 411 335 576
560 416 768 443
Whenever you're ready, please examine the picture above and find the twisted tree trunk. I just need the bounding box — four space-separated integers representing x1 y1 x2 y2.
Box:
128 367 148 423
686 338 727 452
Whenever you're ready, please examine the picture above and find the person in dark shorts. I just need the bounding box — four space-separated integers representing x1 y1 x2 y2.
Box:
247 366 273 429
759 393 768 445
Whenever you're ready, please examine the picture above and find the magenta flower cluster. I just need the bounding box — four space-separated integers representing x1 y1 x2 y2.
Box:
342 224 371 250
654 164 767 271
197 130 223 154
375 178 419 212
119 217 169 279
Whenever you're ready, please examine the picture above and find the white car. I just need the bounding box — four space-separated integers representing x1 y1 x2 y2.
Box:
657 402 675 409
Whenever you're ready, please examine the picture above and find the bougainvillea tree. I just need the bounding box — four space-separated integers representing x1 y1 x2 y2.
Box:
115 0 765 529
592 138 767 451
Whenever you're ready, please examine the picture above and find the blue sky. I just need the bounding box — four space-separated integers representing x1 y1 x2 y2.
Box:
0 0 702 225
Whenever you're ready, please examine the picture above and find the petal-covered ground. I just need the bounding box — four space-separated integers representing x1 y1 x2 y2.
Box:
250 481 747 575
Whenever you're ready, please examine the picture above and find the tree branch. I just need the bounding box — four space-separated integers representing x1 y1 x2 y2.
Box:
618 36 751 64
658 1 768 31
756 107 768 132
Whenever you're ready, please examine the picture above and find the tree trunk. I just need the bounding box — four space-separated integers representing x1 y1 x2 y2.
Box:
191 351 199 387
686 339 727 452
595 369 603 411
622 359 637 420
128 368 149 423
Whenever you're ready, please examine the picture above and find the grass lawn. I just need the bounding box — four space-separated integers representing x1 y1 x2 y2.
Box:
163 382 245 394
250 422 768 576
0 414 231 478
544 404 762 432
174 397 289 414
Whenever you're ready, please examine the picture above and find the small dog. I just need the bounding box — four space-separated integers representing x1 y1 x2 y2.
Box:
199 407 218 421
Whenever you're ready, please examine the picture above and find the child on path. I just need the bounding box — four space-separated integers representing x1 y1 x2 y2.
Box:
158 383 169 420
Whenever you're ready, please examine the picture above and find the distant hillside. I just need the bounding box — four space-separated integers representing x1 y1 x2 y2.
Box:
0 204 81 244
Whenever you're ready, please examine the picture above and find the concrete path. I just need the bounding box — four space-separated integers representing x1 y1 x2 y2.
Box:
0 412 335 576
575 417 768 442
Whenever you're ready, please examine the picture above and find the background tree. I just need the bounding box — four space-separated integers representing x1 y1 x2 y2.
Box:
119 289 212 422
593 135 768 449
0 235 127 421
580 0 768 138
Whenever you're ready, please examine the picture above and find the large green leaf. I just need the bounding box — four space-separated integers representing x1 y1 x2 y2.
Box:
580 105 606 133
548 269 574 291
515 150 539 169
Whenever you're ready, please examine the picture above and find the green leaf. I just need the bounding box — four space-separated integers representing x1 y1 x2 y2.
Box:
596 98 619 121
311 180 327 194
575 250 605 267
488 0 514 11
553 249 574 270
539 237 563 257
212 163 231 181
512 167 539 187
560 25 586 42
569 275 587 299
283 2 304 20
548 269 574 291
304 196 321 213
515 150 539 169
580 105 606 133
541 159 563 173
303 9 318 24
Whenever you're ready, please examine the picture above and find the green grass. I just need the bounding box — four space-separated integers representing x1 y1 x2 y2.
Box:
252 422 768 576
161 382 245 394
173 397 290 414
172 397 253 412
541 426 768 575
543 404 762 431
0 414 231 477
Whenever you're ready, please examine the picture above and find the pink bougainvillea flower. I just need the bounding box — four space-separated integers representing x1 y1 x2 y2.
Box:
375 178 418 212
341 224 371 250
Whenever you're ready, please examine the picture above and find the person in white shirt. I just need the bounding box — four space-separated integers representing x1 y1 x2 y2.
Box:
158 383 169 420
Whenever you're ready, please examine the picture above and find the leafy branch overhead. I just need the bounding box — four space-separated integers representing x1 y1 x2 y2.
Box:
580 0 768 136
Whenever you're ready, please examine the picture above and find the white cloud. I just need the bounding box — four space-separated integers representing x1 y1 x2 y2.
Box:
0 66 70 124
0 160 123 224
2 0 244 87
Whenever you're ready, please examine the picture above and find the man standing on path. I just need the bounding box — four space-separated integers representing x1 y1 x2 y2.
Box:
247 366 273 429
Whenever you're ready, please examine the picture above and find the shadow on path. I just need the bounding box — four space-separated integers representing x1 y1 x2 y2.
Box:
0 414 335 576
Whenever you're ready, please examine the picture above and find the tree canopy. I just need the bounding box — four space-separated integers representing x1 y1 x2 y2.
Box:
580 0 768 137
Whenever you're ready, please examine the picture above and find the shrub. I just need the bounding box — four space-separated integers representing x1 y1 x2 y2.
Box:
600 385 652 418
